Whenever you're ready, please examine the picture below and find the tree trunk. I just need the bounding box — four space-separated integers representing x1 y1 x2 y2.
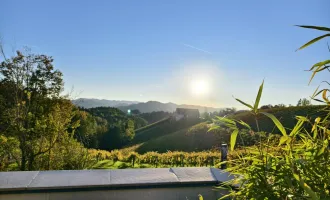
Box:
28 154 34 171
20 144 27 171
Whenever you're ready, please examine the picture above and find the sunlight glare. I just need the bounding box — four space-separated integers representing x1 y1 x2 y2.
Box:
191 79 210 96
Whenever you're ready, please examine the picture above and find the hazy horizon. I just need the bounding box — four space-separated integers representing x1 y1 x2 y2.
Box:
2 0 329 108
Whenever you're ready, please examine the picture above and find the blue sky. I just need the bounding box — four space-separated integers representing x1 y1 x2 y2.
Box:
1 0 329 108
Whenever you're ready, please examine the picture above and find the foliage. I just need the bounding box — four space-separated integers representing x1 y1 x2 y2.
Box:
297 98 312 106
0 51 80 170
260 104 286 109
211 80 330 199
77 106 136 150
210 25 330 199
89 148 221 168
138 111 171 124
74 110 99 148
130 116 148 129
0 135 20 171
231 105 326 134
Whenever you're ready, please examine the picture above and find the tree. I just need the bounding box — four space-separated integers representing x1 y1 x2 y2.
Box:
74 111 98 148
83 107 136 150
218 107 237 117
260 104 272 109
130 116 148 129
0 51 78 170
130 109 141 115
297 98 311 106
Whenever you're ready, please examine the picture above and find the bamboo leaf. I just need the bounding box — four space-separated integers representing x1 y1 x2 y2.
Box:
313 98 325 103
296 25 330 32
293 173 319 200
317 140 328 156
207 125 220 132
316 65 330 72
235 98 253 110
289 116 307 136
310 60 330 70
254 80 264 113
279 136 289 146
322 89 329 102
260 112 287 136
234 119 251 130
296 33 330 51
311 85 320 99
230 129 239 151
215 116 236 125
309 64 323 85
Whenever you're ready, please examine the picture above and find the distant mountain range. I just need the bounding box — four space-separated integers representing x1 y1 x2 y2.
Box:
72 98 140 108
72 98 221 113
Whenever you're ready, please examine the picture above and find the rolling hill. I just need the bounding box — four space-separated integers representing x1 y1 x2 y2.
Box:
72 98 140 108
132 117 201 144
118 101 221 113
125 105 327 153
73 98 222 113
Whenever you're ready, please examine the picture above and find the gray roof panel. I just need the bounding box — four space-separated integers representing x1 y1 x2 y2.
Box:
0 171 39 190
28 170 110 189
110 168 178 186
170 167 216 183
0 168 235 192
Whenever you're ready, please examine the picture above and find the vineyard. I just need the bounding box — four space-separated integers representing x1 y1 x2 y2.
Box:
88 149 222 169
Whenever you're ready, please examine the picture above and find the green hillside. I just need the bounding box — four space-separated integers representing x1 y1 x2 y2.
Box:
134 117 170 132
130 105 327 153
136 122 220 153
131 118 201 144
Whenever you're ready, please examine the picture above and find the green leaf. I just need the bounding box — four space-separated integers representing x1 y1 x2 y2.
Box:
296 33 330 51
289 116 308 136
322 89 329 102
279 136 289 146
235 98 253 110
317 139 329 156
215 116 236 126
207 125 220 132
254 80 264 113
316 65 330 72
234 119 251 130
230 129 239 151
296 25 330 32
292 173 319 200
308 60 330 84
260 112 287 136
311 85 320 99
310 60 330 70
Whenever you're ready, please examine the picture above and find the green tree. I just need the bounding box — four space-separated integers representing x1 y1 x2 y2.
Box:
131 109 141 115
0 51 78 170
74 111 98 148
297 98 311 106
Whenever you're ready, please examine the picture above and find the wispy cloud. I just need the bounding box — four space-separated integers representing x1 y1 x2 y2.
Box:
182 43 212 54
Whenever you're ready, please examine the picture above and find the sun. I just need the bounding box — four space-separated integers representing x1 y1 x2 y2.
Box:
191 79 210 96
